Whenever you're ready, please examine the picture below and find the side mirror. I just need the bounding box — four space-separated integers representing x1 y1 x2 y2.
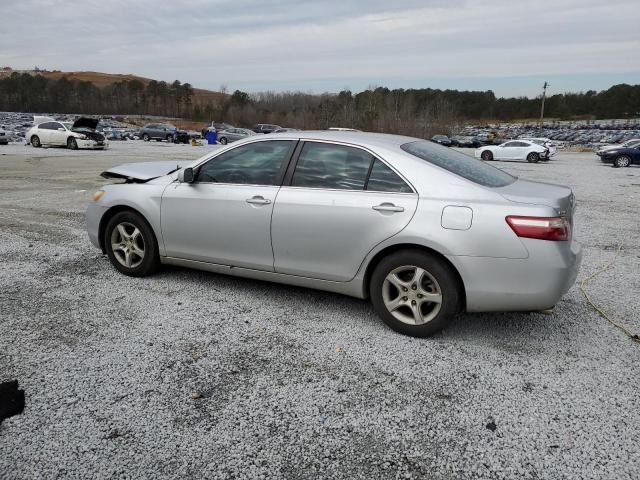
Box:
178 167 195 183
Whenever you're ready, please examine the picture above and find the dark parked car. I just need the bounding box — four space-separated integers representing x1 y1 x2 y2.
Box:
139 123 189 143
431 134 452 146
597 145 640 167
253 124 281 134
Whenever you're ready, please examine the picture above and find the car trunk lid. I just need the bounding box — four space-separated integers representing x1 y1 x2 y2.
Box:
495 178 576 222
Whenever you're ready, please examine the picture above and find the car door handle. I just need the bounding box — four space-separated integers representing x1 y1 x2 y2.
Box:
246 196 272 205
372 203 404 213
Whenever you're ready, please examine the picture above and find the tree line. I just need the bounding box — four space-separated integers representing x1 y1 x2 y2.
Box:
0 72 638 136
0 72 195 118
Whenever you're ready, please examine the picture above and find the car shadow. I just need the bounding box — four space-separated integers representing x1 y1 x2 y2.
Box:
160 264 562 348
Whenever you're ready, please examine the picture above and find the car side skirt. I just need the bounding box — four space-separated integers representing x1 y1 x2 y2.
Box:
161 257 366 299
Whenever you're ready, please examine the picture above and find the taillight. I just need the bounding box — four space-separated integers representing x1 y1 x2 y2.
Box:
506 216 570 241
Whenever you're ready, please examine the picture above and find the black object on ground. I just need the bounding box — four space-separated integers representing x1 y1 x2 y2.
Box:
0 380 25 424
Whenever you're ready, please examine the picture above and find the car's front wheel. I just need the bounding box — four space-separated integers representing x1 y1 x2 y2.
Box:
614 155 631 168
370 250 461 337
166 134 174 143
481 150 493 161
67 137 78 150
219 137 228 145
104 211 159 277
142 134 150 141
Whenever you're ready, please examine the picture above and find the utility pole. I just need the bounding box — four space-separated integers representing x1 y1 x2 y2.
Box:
539 81 548 131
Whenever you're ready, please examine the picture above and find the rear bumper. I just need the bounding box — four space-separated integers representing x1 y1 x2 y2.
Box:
449 239 583 312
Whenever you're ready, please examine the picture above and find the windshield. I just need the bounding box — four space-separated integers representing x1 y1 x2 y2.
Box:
401 141 516 187
62 122 72 130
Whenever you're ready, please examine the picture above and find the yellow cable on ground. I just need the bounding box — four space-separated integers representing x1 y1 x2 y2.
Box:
579 243 640 344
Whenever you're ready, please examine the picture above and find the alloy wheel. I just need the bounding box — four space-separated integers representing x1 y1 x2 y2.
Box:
382 265 443 325
110 222 145 268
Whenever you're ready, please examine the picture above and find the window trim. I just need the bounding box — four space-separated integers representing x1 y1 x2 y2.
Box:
193 139 298 187
282 139 416 194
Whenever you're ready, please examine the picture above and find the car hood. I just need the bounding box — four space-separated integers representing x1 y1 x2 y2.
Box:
101 161 185 182
73 117 99 130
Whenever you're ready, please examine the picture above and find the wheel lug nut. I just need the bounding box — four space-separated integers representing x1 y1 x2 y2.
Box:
411 300 416 305
417 294 423 298
402 287 408 292
403 296 408 301
411 284 417 290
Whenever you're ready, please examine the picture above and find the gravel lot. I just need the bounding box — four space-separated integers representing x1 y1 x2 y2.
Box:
1 141 639 479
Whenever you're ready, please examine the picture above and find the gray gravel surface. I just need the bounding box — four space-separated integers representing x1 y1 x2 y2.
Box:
1 142 639 479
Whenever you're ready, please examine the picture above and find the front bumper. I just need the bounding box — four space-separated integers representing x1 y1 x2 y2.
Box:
449 239 583 312
77 138 109 149
86 202 109 250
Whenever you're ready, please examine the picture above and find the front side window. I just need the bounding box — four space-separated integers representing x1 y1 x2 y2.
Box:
291 142 373 190
401 140 515 188
197 140 293 185
366 160 412 193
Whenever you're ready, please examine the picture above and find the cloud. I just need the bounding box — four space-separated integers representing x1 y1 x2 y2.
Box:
1 0 638 96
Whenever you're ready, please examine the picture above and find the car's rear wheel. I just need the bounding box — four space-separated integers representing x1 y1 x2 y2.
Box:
219 137 228 145
104 211 159 277
67 137 78 150
370 250 461 337
614 156 631 168
30 135 41 148
527 152 540 163
142 134 150 141
481 150 493 161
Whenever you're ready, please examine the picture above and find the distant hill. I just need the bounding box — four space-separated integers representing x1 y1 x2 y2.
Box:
0 68 228 107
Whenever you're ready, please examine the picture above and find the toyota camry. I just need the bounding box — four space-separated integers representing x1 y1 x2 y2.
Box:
87 131 582 337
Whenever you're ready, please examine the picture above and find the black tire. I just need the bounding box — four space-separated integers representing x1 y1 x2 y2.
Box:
614 156 631 168
527 152 540 163
104 211 159 277
67 137 78 150
166 134 174 143
142 134 150 141
219 137 228 145
481 150 493 161
370 250 461 337
31 135 41 148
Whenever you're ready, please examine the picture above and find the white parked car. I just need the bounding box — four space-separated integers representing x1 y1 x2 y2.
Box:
476 140 550 163
26 117 108 150
520 137 559 157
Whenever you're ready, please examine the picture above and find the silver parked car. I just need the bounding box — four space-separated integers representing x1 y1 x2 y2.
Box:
217 127 258 145
87 132 582 337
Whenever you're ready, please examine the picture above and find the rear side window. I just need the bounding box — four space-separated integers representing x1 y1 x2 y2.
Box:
366 160 412 193
401 141 515 187
291 142 373 190
39 122 57 130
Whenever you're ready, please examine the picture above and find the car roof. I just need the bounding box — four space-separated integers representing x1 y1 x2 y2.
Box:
264 130 419 149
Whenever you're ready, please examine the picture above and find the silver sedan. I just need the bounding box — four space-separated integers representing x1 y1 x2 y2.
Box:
87 131 582 337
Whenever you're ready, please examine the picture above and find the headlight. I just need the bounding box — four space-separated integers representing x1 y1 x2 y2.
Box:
93 190 105 202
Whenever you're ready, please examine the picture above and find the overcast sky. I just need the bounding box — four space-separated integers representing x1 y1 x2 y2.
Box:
1 0 638 97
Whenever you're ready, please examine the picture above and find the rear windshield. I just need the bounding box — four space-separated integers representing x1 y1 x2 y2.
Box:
401 141 516 187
